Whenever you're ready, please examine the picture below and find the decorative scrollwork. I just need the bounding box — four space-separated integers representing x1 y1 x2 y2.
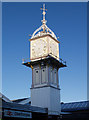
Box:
31 24 57 40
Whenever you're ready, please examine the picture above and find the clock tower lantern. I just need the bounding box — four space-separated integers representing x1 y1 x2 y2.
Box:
23 4 66 116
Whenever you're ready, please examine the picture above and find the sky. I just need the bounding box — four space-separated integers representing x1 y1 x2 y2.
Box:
2 2 87 103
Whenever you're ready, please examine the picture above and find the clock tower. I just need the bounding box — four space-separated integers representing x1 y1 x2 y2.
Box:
23 4 66 116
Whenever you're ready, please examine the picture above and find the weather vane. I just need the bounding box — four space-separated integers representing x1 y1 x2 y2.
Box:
41 4 47 25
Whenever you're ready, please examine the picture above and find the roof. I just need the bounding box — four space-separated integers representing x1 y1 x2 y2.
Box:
31 24 57 40
1 94 47 113
1 92 89 113
12 98 31 105
0 92 12 103
2 100 47 114
61 101 89 112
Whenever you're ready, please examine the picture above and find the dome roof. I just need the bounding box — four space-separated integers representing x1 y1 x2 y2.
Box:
31 24 57 40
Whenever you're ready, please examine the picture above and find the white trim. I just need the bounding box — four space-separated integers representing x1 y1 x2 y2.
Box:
18 98 31 104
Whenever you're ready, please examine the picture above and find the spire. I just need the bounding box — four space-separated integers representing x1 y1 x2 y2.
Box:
31 4 57 40
41 4 47 28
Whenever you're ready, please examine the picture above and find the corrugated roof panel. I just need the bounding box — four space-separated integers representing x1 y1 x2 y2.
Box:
61 101 89 112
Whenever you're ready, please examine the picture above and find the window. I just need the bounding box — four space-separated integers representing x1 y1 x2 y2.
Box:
50 68 53 83
54 70 57 84
42 68 46 83
35 69 39 85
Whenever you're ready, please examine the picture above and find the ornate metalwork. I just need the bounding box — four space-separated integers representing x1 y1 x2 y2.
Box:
31 4 57 40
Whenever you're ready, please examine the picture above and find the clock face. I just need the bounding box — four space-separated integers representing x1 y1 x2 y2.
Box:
30 36 59 61
49 39 58 59
31 38 47 59
50 41 57 57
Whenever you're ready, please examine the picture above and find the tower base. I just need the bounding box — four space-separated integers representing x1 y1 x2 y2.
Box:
31 86 61 115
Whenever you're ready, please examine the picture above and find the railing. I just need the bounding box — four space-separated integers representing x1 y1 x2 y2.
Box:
59 58 66 66
22 54 66 66
49 53 66 65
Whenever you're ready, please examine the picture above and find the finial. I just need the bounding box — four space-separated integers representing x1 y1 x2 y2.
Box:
41 4 47 25
31 4 57 39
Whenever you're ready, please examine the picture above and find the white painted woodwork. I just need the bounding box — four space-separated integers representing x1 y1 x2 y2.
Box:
31 87 61 115
32 65 58 88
